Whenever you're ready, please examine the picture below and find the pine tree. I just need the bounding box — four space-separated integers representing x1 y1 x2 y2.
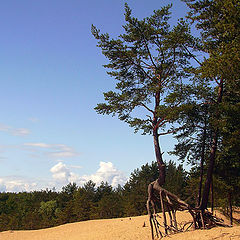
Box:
184 0 240 213
92 3 196 185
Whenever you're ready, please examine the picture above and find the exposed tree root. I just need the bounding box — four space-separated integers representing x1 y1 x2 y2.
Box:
147 179 231 239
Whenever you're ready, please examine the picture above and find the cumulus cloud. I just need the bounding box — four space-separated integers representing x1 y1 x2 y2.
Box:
51 162 71 183
0 177 37 192
23 143 79 158
0 123 30 136
80 162 127 187
0 162 127 192
50 161 127 188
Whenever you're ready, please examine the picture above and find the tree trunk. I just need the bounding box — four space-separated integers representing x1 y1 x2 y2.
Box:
197 122 207 207
200 129 218 210
200 78 223 211
228 191 233 226
211 179 214 213
153 128 165 186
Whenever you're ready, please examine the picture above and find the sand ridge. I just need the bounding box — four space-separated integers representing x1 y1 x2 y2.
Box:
1 211 240 240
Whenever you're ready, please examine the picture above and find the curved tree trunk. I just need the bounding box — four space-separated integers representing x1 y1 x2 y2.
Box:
153 128 165 186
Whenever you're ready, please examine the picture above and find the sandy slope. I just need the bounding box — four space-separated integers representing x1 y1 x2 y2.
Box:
1 211 240 240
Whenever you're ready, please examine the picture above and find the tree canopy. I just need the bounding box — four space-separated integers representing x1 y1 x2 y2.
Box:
92 3 197 185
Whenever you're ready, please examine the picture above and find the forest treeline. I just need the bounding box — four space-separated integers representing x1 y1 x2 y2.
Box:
0 161 239 231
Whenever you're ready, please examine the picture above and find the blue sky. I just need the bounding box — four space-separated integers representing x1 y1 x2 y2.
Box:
0 0 189 192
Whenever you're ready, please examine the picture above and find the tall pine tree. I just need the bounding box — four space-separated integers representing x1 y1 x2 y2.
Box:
92 4 196 185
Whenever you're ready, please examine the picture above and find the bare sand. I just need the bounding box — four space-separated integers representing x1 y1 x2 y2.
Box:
1 211 239 240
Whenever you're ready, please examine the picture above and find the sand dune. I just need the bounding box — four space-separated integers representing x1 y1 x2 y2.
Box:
1 211 240 240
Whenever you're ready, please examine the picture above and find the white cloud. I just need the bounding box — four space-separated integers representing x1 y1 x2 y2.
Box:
11 128 31 136
50 162 71 183
82 161 127 187
50 162 80 185
0 177 37 192
0 123 30 136
24 143 52 148
24 143 79 158
0 162 127 192
50 161 127 188
49 151 77 158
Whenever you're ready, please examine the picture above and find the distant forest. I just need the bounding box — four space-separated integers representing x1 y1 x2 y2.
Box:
0 161 239 231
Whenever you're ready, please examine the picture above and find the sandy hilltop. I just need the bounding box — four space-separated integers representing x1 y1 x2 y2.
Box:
1 210 240 240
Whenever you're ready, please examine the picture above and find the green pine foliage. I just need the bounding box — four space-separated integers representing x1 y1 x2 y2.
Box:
92 3 197 136
0 161 188 231
182 0 240 212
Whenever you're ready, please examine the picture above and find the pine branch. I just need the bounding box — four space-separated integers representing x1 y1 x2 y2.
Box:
143 37 158 69
158 127 183 136
183 46 202 66
140 103 154 114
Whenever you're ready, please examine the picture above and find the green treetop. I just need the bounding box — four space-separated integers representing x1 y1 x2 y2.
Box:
92 4 197 185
